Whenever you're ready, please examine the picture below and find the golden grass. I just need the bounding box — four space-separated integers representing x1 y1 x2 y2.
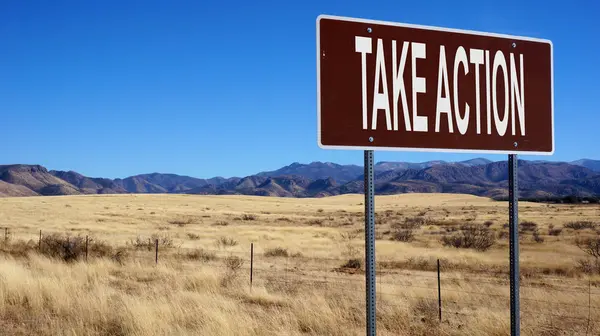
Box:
0 193 599 335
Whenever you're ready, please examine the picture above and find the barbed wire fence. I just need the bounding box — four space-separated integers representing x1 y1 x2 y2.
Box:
1 227 600 334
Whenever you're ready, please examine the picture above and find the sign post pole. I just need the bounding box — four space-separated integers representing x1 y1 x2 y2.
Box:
364 150 376 336
508 154 520 336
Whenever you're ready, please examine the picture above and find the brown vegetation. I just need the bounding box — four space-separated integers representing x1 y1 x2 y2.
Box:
0 193 598 335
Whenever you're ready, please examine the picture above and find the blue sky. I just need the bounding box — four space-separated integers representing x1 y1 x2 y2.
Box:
0 1 598 179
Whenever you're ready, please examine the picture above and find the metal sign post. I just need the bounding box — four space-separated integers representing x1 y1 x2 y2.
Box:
316 15 553 336
508 154 520 336
364 150 376 336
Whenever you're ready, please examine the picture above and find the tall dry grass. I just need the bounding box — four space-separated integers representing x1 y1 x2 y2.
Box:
0 193 598 335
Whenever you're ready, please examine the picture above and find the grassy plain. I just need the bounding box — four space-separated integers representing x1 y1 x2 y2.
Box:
0 193 599 335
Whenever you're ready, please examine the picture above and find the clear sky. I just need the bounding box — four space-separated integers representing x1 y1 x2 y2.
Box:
0 1 598 179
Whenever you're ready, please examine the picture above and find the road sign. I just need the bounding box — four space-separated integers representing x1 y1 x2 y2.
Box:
317 15 554 154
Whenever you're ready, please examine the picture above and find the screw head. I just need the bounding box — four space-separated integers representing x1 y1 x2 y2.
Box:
369 137 374 142
367 27 372 33
512 42 517 48
513 142 518 147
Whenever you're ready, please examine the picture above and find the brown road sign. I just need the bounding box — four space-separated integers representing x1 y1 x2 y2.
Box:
317 15 554 155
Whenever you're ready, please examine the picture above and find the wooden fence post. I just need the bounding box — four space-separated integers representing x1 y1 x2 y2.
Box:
155 239 159 264
437 259 442 322
85 235 89 262
250 243 254 289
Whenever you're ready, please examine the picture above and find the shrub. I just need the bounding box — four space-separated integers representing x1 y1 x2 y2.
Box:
130 234 174 250
220 255 244 287
548 228 563 236
498 231 509 240
242 214 257 221
264 247 289 257
341 258 362 269
392 229 415 242
565 221 596 230
532 230 544 243
308 219 324 226
317 208 324 213
168 216 195 227
187 248 216 262
520 221 538 232
39 234 112 262
187 233 201 240
213 221 229 226
483 221 494 228
575 237 600 259
224 255 244 272
401 217 426 229
129 236 154 250
151 233 174 248
413 298 439 324
577 259 600 274
215 236 238 248
441 224 495 251
111 248 128 265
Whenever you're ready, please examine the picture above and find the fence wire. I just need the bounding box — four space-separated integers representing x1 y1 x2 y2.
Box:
2 229 600 335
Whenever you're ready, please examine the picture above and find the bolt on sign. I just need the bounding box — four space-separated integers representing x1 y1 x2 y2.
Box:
317 15 554 154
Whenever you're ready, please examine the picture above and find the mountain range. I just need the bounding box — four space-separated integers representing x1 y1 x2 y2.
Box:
0 158 599 199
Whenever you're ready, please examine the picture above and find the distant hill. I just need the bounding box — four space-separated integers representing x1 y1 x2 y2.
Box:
257 162 362 184
0 159 598 199
50 170 127 194
0 165 80 196
571 159 600 172
374 158 493 171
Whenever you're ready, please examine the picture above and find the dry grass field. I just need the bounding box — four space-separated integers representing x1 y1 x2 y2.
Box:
0 193 600 335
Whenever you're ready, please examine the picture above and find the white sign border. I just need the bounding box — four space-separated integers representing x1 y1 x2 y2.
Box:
316 14 555 156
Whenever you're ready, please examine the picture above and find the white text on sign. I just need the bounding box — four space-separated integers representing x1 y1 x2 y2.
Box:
355 37 525 136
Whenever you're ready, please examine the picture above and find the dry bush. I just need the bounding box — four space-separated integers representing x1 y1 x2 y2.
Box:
532 230 544 243
392 229 415 242
187 233 201 240
129 236 154 250
340 231 360 259
129 234 174 250
520 221 538 232
219 255 245 287
565 221 596 230
548 228 563 236
151 233 175 248
308 219 324 226
498 231 509 240
341 258 361 269
38 234 113 262
168 216 196 227
576 259 600 274
412 298 439 324
215 236 238 249
213 221 229 226
441 224 496 251
483 220 494 228
264 247 289 258
242 214 257 221
0 239 38 258
186 248 217 262
575 236 600 259
400 216 427 229
224 255 244 271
